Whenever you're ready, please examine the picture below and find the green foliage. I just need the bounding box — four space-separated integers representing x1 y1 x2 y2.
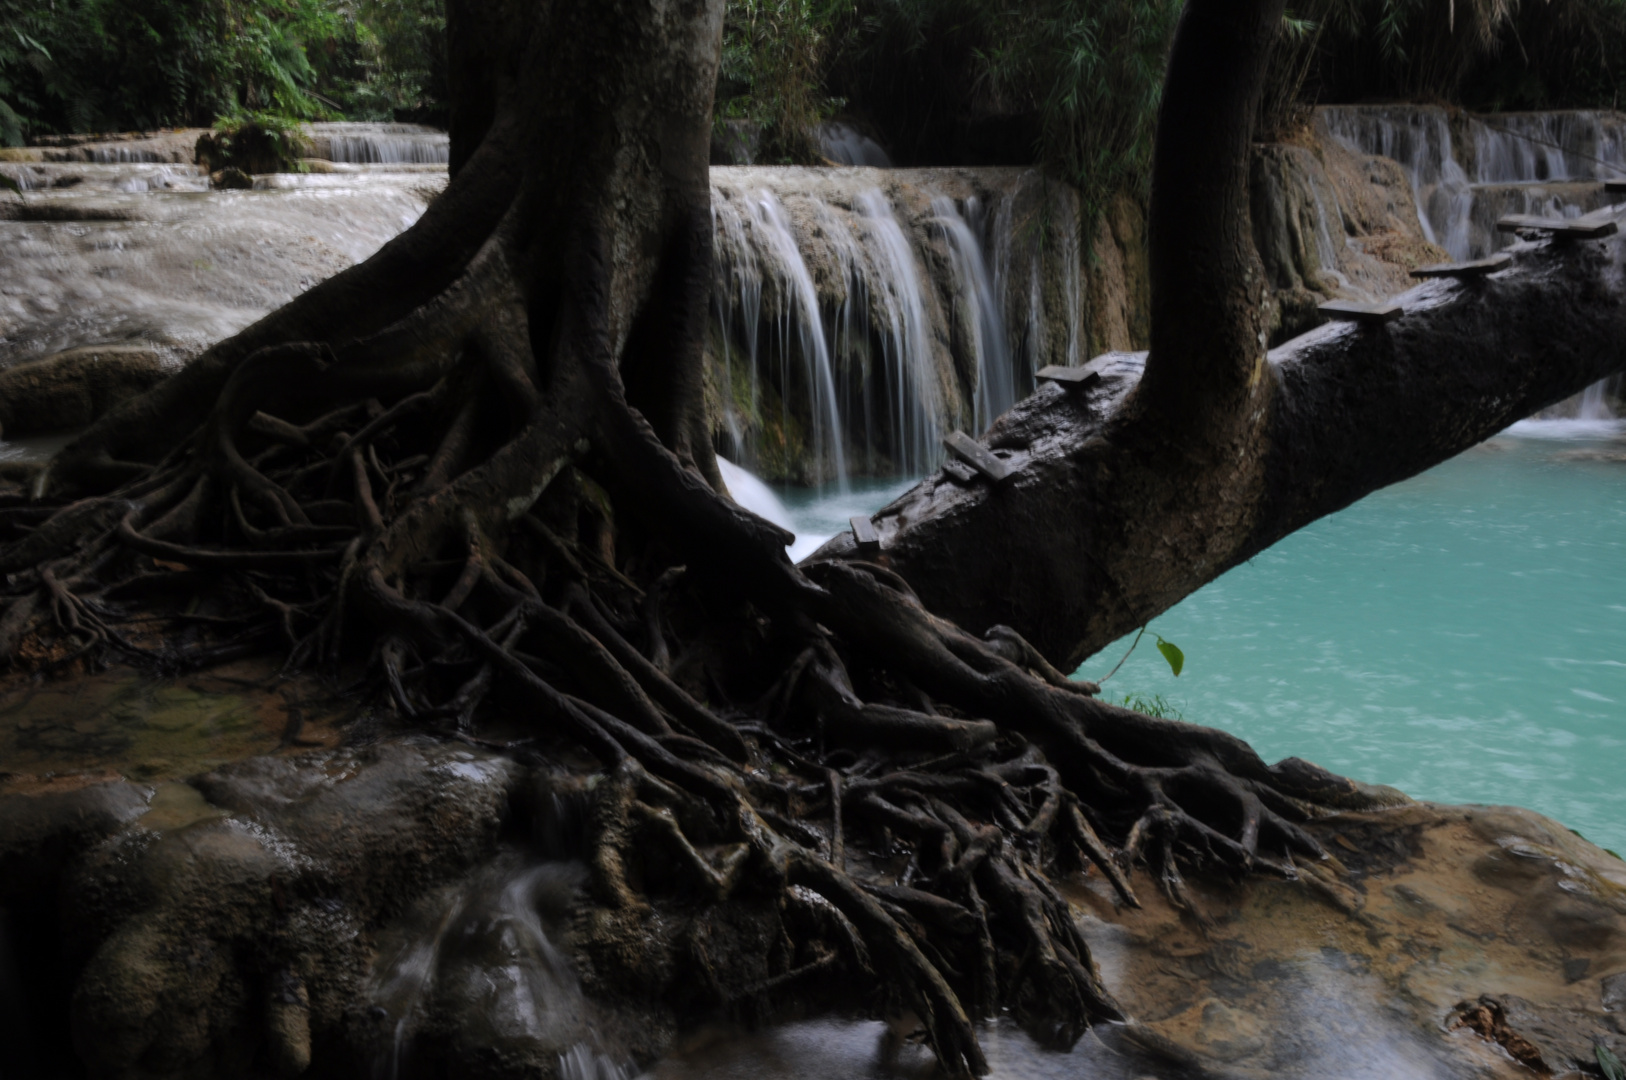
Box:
0 0 447 144
1306 0 1626 110
1119 692 1183 720
835 0 1181 220
972 0 1182 221
717 0 856 162
203 109 310 173
1598 1043 1625 1080
1153 633 1184 677
334 0 447 122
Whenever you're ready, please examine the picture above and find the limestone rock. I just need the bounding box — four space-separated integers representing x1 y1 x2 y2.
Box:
0 345 171 438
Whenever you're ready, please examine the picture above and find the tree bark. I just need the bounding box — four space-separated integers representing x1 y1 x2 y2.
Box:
827 237 1626 669
8 0 1617 1075
814 0 1626 669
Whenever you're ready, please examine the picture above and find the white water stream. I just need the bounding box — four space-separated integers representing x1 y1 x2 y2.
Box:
709 167 1078 486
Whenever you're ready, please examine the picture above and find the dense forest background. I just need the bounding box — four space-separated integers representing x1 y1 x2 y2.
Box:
3 0 1626 207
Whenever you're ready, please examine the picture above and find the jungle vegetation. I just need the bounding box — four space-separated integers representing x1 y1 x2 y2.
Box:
0 0 446 144
11 0 1626 1071
8 0 1626 238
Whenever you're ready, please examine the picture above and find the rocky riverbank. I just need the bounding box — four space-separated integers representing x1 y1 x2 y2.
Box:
5 684 1625 1080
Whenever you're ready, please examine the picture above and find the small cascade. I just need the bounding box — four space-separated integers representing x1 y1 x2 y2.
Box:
818 122 892 167
717 456 796 535
1322 105 1476 259
366 860 632 1080
930 195 1014 431
1467 111 1626 183
708 168 1080 484
304 122 450 165
1318 104 1624 419
1322 105 1626 262
855 188 943 476
86 144 166 163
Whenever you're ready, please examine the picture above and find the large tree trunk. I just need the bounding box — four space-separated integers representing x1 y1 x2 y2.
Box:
6 0 1614 1075
835 236 1626 670
820 41 1626 670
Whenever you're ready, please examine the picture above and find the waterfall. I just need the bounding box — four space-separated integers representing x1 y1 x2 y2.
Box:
708 168 1078 484
819 122 892 167
711 188 848 484
1322 105 1476 260
304 123 450 165
931 196 1013 432
366 860 631 1080
1320 104 1625 419
855 188 942 476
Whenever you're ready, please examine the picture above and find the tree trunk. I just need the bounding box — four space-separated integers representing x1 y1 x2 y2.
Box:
837 219 1626 671
5 0 1607 1075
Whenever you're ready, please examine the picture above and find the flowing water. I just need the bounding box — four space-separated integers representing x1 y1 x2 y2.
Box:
7 112 1626 1077
1321 105 1626 261
0 159 443 367
709 167 1079 484
1081 425 1626 855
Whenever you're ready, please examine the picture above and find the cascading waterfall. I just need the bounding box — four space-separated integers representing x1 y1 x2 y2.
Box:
708 168 1078 486
304 123 450 165
1322 104 1626 417
366 861 632 1080
854 188 943 476
1322 105 1626 261
1323 105 1476 260
711 189 848 484
930 196 1014 432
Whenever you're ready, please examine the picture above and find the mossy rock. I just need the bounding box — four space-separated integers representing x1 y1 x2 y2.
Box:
0 345 172 438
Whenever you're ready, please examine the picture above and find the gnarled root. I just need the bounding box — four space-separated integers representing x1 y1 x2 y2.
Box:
0 196 1380 1080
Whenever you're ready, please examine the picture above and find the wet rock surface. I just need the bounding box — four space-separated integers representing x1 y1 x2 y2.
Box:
644 801 1626 1080
1 738 537 1079
5 712 1625 1080
0 159 445 370
0 344 170 437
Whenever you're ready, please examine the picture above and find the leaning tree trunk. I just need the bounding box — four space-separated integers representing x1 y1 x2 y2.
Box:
0 0 1525 1075
818 39 1626 672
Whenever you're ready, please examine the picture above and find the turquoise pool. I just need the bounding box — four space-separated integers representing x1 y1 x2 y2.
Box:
764 421 1626 853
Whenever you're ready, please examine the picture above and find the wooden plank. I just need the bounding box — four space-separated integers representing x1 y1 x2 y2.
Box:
1036 365 1102 389
1495 214 1618 239
943 431 1013 484
1409 252 1512 280
1318 299 1404 324
1605 178 1626 194
849 515 880 553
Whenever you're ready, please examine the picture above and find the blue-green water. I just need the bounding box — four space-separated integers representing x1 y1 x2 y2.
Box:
772 423 1626 854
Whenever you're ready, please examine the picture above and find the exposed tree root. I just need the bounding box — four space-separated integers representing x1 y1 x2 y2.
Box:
0 229 1384 1079
0 0 1400 1069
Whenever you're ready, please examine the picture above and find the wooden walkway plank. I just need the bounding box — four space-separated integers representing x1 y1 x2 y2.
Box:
849 515 880 553
1605 178 1626 194
1318 299 1404 324
1496 214 1618 239
1410 252 1512 280
943 431 1013 484
1036 365 1102 389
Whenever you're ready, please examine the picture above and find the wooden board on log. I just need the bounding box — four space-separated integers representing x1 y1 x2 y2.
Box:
850 515 880 553
1318 299 1404 324
1036 365 1102 389
943 431 1013 484
1496 214 1619 239
1410 252 1512 280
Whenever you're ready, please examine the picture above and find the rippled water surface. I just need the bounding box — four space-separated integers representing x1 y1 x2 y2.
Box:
778 424 1626 853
